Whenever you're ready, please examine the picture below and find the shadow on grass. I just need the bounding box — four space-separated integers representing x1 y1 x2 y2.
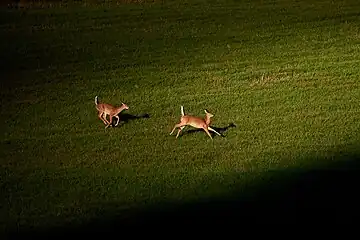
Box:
7 146 360 236
181 122 237 138
111 113 150 127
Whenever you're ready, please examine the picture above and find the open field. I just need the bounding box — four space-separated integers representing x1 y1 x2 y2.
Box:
1 0 360 234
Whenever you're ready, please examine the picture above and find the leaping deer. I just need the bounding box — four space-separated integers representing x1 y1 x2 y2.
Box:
170 106 221 139
95 96 129 129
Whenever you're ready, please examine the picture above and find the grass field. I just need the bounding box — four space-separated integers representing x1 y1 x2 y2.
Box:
1 0 360 234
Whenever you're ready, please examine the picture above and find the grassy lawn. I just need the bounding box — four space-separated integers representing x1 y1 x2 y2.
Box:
1 0 360 233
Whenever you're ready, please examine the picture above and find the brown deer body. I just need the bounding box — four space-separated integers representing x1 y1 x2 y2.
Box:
170 106 221 139
95 96 129 128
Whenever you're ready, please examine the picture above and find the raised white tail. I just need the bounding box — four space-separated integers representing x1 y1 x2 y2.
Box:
95 96 99 105
180 105 184 116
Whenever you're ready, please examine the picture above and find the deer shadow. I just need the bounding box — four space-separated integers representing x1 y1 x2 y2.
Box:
181 122 236 138
111 113 150 127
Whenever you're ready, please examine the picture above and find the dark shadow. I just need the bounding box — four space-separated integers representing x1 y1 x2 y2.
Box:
110 113 150 127
182 122 236 138
6 146 360 237
209 122 236 136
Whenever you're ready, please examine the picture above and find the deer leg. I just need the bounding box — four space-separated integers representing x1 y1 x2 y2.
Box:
114 116 120 126
203 127 213 139
104 113 111 125
170 123 185 136
98 112 104 124
176 126 186 138
98 112 108 125
208 126 222 136
170 123 180 135
105 115 113 129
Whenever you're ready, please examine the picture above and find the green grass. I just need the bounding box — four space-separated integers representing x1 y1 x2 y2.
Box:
1 0 360 232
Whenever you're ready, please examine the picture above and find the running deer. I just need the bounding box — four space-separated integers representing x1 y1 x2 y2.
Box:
95 96 129 128
170 106 221 139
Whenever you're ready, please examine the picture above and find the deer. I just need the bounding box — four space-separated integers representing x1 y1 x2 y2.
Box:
170 106 222 139
95 96 129 129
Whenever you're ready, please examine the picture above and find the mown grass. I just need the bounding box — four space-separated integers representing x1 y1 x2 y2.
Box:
1 0 360 233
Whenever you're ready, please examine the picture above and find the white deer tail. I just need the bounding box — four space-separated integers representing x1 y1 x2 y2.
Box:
95 96 99 105
180 105 184 116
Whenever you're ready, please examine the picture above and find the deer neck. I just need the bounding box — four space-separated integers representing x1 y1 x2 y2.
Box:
116 105 126 114
205 116 211 126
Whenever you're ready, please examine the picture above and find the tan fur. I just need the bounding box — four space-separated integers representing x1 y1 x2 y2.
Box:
170 106 221 139
95 96 129 128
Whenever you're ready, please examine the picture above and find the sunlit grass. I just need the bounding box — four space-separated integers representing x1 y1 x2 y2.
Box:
1 0 360 232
